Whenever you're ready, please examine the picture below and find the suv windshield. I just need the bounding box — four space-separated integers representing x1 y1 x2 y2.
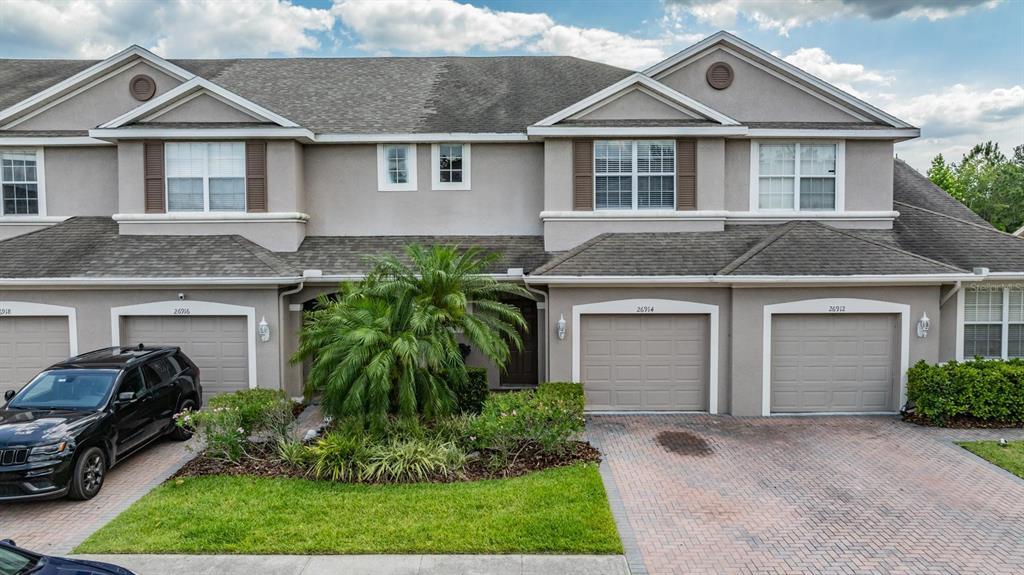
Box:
7 369 119 411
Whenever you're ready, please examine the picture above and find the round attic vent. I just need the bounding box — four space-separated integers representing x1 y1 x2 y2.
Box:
706 62 734 90
129 74 156 101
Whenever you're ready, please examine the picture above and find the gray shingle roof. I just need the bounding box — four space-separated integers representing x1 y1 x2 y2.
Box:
0 217 292 279
892 158 991 226
284 235 549 276
0 60 93 111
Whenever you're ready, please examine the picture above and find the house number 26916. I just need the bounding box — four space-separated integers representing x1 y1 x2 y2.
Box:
636 306 656 313
173 308 192 316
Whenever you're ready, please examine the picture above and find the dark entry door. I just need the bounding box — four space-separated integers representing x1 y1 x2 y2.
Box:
501 297 539 387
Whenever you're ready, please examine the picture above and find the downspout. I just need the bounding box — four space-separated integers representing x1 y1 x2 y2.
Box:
278 279 306 400
522 279 550 384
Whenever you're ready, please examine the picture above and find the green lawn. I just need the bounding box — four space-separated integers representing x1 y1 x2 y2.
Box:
959 440 1024 479
75 463 622 555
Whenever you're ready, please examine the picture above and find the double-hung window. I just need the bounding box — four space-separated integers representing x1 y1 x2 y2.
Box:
754 142 842 211
432 143 470 190
1 150 42 216
964 286 1024 359
165 142 245 212
595 140 675 210
377 144 417 191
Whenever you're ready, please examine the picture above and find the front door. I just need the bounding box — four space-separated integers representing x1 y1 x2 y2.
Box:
500 297 539 387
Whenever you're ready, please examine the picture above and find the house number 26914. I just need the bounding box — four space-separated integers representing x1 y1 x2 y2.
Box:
636 305 656 313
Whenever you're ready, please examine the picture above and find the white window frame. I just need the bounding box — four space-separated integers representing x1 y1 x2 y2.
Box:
0 147 45 216
377 143 417 192
431 143 471 191
962 286 1024 360
749 140 845 213
594 139 676 211
164 142 246 213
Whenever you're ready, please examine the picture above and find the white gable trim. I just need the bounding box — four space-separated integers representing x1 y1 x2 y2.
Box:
644 31 911 128
0 45 195 128
100 77 299 128
534 73 740 127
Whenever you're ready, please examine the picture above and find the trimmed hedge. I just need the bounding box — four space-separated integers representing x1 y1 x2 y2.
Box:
907 358 1024 425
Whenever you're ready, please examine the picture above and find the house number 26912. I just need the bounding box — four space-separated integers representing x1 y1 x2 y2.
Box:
636 306 656 313
828 305 847 312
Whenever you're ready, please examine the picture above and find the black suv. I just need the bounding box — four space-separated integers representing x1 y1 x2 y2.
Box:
0 346 202 502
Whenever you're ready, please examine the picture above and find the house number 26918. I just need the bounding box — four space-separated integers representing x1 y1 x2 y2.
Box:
636 306 656 313
0 308 11 316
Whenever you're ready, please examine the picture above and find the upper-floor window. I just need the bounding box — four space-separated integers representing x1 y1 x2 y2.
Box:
595 140 675 210
1 150 42 216
964 286 1024 359
432 143 471 190
753 141 844 212
377 143 417 191
165 142 245 212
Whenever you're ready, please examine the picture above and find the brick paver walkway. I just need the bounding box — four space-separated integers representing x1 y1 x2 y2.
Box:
0 437 195 554
588 415 1024 575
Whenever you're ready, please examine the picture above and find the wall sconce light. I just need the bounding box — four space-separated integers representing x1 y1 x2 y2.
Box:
916 312 930 338
258 316 271 342
556 314 566 341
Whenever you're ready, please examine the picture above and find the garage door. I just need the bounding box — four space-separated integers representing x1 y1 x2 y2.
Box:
771 314 898 413
122 316 248 398
0 317 70 386
581 314 709 411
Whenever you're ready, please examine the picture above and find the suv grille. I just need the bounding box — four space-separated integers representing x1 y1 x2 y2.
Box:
0 448 28 466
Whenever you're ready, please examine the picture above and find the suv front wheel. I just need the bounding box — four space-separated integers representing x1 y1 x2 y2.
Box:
68 446 106 500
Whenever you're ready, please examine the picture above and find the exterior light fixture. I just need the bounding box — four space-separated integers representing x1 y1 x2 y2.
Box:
916 312 930 338
556 314 566 341
258 316 271 342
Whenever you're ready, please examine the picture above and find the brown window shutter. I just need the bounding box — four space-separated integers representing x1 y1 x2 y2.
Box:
572 140 593 211
676 139 697 211
143 141 165 213
246 141 267 212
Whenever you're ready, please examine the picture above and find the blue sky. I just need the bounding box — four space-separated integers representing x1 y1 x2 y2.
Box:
0 0 1020 169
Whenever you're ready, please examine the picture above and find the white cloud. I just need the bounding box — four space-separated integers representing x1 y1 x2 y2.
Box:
779 47 892 96
0 0 335 59
667 0 998 35
332 0 689 69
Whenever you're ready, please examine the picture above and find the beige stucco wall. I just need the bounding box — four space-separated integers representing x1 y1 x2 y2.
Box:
697 138 725 210
938 285 960 362
268 141 305 214
574 88 698 121
13 62 182 131
117 141 145 213
657 49 861 123
546 286 733 413
44 146 118 216
304 143 543 236
543 140 573 212
0 288 283 391
145 94 261 124
845 140 894 211
729 286 941 416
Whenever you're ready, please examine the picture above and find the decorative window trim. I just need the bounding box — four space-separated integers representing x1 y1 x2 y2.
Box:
164 142 246 213
0 147 45 216
749 140 845 213
377 143 417 192
431 143 471 191
960 286 1024 360
594 140 676 211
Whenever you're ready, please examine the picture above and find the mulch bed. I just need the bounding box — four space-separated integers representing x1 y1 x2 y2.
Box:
903 412 1024 429
172 440 601 484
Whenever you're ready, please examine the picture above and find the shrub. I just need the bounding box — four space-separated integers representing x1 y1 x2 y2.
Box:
470 382 585 466
176 406 248 462
363 438 467 483
206 389 296 439
307 430 373 482
450 367 489 414
907 358 1024 425
275 437 312 469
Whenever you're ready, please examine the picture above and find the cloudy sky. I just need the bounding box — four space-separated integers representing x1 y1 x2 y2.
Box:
0 0 1020 170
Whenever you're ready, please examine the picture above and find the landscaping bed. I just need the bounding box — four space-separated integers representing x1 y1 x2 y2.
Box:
959 440 1024 479
905 358 1024 427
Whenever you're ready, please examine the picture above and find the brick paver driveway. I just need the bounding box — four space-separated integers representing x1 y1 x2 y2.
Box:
588 415 1024 575
0 437 195 554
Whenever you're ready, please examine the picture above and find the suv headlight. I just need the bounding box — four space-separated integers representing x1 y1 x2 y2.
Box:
27 441 70 462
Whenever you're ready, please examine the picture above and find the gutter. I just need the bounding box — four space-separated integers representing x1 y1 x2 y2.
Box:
0 276 302 287
524 273 988 286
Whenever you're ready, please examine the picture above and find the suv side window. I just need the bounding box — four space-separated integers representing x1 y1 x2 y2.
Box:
142 360 173 389
118 368 147 397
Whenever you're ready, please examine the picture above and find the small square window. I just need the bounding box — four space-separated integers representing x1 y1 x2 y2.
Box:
0 151 42 216
432 143 470 190
378 144 417 191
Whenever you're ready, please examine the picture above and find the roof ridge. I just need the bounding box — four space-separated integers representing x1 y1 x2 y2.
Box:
894 200 1015 236
530 233 612 276
230 236 296 276
717 222 798 275
817 220 967 273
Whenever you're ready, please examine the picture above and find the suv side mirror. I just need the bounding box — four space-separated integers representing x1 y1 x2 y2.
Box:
116 391 136 403
3 390 14 402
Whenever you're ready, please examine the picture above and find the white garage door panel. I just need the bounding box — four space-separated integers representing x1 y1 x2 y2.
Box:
771 314 898 413
0 317 71 386
582 314 709 411
123 316 248 398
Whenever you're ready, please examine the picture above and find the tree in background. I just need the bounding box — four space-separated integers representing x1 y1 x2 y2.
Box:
927 142 1024 233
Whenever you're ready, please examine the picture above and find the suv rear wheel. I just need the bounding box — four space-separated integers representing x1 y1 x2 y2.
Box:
68 446 106 500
